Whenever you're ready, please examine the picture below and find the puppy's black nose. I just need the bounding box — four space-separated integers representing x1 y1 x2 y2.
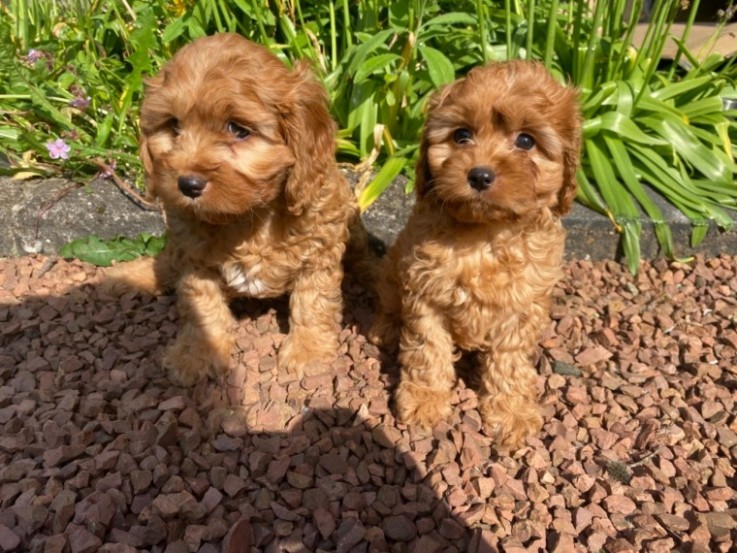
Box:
467 166 495 191
178 175 207 198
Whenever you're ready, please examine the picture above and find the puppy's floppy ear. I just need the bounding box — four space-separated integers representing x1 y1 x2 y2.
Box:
553 132 580 216
281 61 337 216
414 80 462 199
413 129 433 200
139 134 157 202
138 73 164 202
552 90 582 216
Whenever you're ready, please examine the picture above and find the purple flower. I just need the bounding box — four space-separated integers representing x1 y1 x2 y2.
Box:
69 96 91 110
99 160 116 179
25 49 43 63
46 139 71 160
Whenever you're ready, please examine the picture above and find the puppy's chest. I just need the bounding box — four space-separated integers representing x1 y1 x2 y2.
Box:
449 253 521 311
220 253 293 298
221 262 267 297
432 249 553 346
214 221 299 298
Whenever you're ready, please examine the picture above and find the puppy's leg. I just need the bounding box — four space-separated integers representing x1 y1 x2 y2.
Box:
100 246 177 296
164 270 235 386
277 264 343 378
395 300 455 427
477 348 542 450
343 213 379 291
367 256 402 352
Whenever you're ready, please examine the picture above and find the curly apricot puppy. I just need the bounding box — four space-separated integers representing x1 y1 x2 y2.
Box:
103 34 360 386
369 61 581 449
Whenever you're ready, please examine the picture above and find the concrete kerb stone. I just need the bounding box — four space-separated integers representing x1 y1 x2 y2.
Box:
1 175 736 261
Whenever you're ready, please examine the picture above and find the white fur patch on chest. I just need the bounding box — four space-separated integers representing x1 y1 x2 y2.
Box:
221 263 267 297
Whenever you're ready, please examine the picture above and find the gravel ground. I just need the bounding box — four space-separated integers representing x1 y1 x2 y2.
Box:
1 253 736 553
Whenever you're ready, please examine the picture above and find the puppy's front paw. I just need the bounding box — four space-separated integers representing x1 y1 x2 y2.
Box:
277 332 336 378
99 267 138 297
98 256 163 297
395 381 453 428
164 336 231 387
479 395 542 450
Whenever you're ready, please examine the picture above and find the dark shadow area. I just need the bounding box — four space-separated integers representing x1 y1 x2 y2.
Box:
0 256 496 553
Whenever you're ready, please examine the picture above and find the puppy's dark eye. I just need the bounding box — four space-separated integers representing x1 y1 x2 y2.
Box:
453 128 473 145
167 118 181 135
227 121 251 140
515 133 535 150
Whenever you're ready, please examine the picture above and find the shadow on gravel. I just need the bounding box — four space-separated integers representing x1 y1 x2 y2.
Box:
0 257 496 553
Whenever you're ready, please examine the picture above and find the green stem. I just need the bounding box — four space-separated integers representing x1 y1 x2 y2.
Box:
581 0 606 90
342 0 351 53
571 0 584 84
525 0 535 60
252 0 269 44
611 0 644 80
669 0 700 79
543 0 558 68
477 0 488 63
329 0 337 71
634 1 678 108
505 0 513 59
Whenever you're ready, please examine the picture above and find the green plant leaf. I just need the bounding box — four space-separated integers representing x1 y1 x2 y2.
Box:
646 116 734 182
422 12 477 28
418 45 455 88
622 221 642 275
346 29 395 76
597 112 668 145
162 17 187 44
59 234 165 267
358 156 406 211
604 136 675 258
650 75 713 101
691 224 709 247
354 53 401 83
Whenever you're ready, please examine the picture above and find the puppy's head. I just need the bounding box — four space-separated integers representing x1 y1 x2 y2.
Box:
139 33 335 224
415 61 581 224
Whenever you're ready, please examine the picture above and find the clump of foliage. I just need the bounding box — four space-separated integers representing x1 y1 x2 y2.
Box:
59 233 166 266
1 0 736 271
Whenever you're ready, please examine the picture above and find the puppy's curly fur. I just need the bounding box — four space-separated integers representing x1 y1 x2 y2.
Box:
103 33 360 386
369 61 581 449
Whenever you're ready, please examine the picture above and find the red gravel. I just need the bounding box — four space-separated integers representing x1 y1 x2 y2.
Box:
1 254 736 552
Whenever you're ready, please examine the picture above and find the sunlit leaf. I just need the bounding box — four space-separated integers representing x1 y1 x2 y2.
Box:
59 234 165 267
418 45 456 88
354 53 401 83
358 156 406 211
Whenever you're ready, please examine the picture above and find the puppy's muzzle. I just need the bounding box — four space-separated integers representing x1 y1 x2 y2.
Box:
467 166 495 191
178 175 208 198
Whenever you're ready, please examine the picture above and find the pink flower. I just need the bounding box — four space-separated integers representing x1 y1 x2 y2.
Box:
46 139 71 160
70 96 91 110
99 160 116 179
25 49 43 63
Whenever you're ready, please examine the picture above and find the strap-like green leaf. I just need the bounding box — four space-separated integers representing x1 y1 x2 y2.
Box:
604 136 674 258
358 156 407 211
594 111 668 145
646 117 734 182
650 75 712 101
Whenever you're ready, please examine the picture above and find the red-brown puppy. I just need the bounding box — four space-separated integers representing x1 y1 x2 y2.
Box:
104 33 359 386
370 61 581 449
